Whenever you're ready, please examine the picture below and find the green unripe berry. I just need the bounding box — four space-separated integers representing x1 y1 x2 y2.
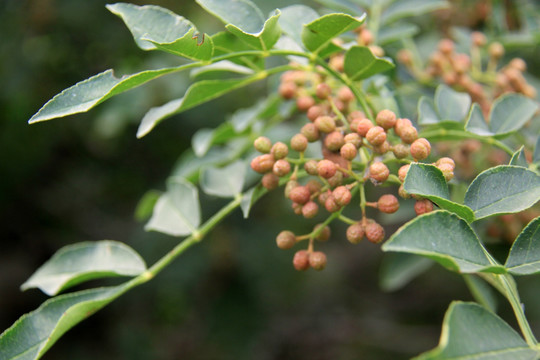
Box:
376 109 397 130
392 143 409 159
292 202 303 215
365 221 385 243
314 224 331 241
289 186 311 205
254 136 272 153
271 142 289 160
366 126 387 146
250 154 275 174
301 123 320 142
324 131 345 152
291 133 308 152
261 173 279 190
306 179 323 194
314 115 336 133
309 251 327 270
377 194 400 214
327 170 343 188
293 250 310 271
373 141 390 154
273 159 291 177
284 180 299 198
317 159 337 179
340 143 357 160
369 162 390 183
276 230 296 249
346 223 364 244
302 201 319 219
304 160 319 176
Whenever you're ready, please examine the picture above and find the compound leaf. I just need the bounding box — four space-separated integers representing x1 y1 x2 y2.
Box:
464 166 540 220
382 211 504 274
302 13 365 55
29 67 187 124
505 217 540 275
200 161 246 198
344 46 394 80
21 241 146 296
106 3 213 60
416 302 536 360
145 177 201 236
0 284 131 360
404 163 475 222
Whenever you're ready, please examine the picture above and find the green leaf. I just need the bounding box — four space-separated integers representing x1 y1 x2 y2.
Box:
106 3 213 60
435 84 471 122
200 161 246 198
29 67 186 124
312 0 364 15
378 23 419 45
464 165 540 220
196 0 264 34
278 5 319 47
404 163 475 222
379 253 433 292
301 12 365 55
382 211 503 273
534 136 540 166
145 177 201 236
343 46 394 80
463 274 497 312
20 241 146 296
505 217 540 275
382 0 449 24
465 103 492 136
190 61 254 79
225 10 281 51
172 147 240 182
192 128 216 157
211 31 264 69
509 146 529 168
416 302 536 360
489 94 539 137
240 185 267 218
136 73 265 138
417 97 440 125
0 283 131 360
135 189 162 221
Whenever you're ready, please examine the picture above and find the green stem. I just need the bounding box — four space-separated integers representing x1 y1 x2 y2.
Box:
420 129 514 156
368 0 382 43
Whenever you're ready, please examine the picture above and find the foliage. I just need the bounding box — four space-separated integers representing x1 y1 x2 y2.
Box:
1 0 540 359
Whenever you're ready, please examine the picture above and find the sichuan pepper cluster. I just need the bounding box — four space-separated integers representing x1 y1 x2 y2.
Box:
250 67 456 271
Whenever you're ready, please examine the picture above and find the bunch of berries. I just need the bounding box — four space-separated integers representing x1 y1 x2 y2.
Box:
398 33 536 115
251 73 456 270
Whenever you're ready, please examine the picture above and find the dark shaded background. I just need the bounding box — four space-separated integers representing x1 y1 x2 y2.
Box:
1 1 539 359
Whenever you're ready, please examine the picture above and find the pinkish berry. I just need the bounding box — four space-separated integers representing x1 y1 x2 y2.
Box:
348 110 365 121
414 199 434 215
398 164 410 182
373 141 390 155
305 179 322 194
289 186 311 205
337 86 354 102
292 202 303 215
301 123 320 142
314 115 336 133
327 170 344 188
324 131 345 152
307 105 326 122
376 109 397 130
309 251 327 270
324 195 341 213
356 119 374 137
316 83 332 99
273 159 291 177
369 162 390 183
291 133 308 152
314 224 331 241
296 95 315 112
271 142 289 160
279 82 297 99
437 163 455 181
410 138 431 160
293 250 310 271
317 159 337 179
304 160 319 176
394 118 413 137
366 126 387 146
302 201 319 219
262 173 279 190
254 136 272 153
340 143 357 160
346 223 364 244
398 184 410 199
344 133 362 148
436 157 455 168
284 180 299 198
332 186 352 206
318 191 330 206
276 230 296 249
378 194 400 214
399 125 418 144
251 154 275 174
365 222 385 243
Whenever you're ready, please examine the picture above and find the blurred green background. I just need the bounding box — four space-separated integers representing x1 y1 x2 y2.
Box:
1 1 539 359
